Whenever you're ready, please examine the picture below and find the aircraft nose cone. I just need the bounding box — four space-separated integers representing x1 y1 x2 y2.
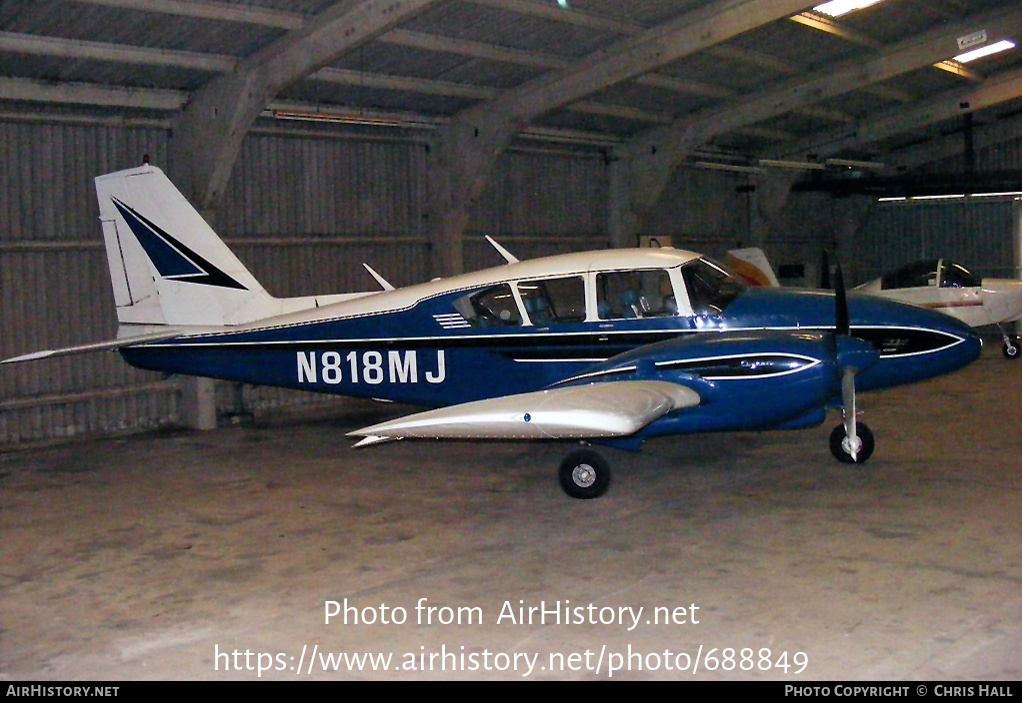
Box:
932 308 983 367
983 279 1022 321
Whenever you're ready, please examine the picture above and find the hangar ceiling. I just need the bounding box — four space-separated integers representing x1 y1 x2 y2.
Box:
2 0 1022 201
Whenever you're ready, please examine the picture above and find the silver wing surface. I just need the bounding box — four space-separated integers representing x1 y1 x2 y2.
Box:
348 380 700 447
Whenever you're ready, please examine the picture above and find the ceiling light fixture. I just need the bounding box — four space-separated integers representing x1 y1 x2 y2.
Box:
692 161 764 174
908 193 966 201
969 191 1022 198
812 0 885 18
273 109 402 126
759 158 827 170
953 39 1016 63
825 158 886 170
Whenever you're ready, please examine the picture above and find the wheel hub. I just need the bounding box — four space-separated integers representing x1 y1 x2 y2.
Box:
572 463 596 488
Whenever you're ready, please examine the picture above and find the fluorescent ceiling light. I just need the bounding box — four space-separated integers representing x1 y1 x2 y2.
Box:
881 191 1022 202
693 161 764 174
953 39 1016 63
826 158 886 170
273 109 401 126
812 0 884 18
764 158 825 169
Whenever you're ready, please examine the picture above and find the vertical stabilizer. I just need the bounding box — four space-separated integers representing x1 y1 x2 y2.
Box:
725 247 780 288
96 165 279 326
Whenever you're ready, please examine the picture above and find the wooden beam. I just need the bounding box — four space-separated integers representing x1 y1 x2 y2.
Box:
172 0 442 214
425 0 815 275
68 0 306 29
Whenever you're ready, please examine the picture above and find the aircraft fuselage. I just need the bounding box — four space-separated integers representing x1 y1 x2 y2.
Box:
119 249 982 439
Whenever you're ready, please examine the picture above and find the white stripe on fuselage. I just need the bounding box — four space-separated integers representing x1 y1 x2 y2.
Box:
137 323 962 361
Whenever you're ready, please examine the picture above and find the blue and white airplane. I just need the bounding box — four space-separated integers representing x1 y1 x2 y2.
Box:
2 165 983 498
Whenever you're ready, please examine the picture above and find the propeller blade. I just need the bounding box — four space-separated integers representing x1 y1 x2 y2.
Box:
834 263 850 337
820 249 831 289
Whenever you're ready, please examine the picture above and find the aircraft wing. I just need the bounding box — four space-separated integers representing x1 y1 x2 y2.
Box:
348 380 701 447
1 330 184 364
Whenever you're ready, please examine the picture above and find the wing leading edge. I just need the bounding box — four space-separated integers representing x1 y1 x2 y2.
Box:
348 380 701 447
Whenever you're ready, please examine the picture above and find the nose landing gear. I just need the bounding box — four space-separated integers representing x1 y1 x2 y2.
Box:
558 448 611 499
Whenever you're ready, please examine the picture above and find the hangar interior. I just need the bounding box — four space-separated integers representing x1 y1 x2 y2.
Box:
2 0 1022 681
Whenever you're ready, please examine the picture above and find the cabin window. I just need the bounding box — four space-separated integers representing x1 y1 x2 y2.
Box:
517 276 586 325
454 284 523 327
596 269 678 319
680 258 745 315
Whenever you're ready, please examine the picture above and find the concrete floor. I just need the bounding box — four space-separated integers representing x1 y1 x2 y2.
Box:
2 343 1020 681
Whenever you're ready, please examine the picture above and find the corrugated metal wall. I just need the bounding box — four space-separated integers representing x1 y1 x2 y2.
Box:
1 122 180 444
852 132 1022 284
642 166 753 256
856 198 1017 283
466 150 611 270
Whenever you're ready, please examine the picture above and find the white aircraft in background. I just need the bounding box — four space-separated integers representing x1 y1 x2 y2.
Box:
728 250 1022 360
854 259 1022 360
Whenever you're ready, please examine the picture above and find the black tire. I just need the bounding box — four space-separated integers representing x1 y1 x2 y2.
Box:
558 449 611 499
1003 336 1020 360
829 422 875 464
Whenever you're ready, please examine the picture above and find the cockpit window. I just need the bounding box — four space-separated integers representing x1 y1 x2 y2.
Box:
881 260 940 290
517 276 586 325
596 269 679 319
680 258 746 315
454 284 522 327
940 262 980 288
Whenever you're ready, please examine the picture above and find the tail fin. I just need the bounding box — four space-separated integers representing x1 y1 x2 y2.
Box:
725 247 780 288
96 165 279 326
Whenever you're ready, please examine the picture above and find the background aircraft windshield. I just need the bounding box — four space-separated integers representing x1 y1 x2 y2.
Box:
880 259 981 290
881 260 941 290
940 262 981 288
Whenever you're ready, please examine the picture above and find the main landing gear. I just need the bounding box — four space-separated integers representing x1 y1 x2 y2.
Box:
1003 335 1020 360
557 422 877 499
558 448 611 500
996 323 1020 360
829 422 875 464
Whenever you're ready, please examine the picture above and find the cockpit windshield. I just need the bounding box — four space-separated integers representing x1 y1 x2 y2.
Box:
940 261 981 288
880 259 981 290
680 258 747 315
881 260 940 290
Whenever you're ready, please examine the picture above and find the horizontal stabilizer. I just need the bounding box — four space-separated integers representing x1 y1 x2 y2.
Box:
2 330 183 364
348 380 700 444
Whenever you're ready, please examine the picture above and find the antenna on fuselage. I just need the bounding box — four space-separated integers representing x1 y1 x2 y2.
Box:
485 235 519 264
362 263 395 291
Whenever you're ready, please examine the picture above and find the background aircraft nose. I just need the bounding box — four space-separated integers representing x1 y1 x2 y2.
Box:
982 279 1022 321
